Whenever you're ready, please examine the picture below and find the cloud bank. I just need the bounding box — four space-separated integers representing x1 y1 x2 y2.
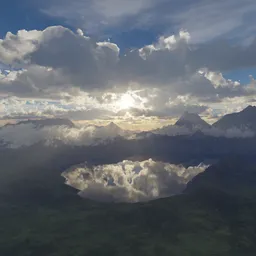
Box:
0 120 254 149
62 159 208 203
0 122 129 148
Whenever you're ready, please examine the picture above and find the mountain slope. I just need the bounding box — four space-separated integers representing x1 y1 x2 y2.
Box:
213 106 256 131
185 157 256 197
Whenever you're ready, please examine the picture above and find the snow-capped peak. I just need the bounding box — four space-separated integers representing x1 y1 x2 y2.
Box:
105 122 121 129
175 112 210 129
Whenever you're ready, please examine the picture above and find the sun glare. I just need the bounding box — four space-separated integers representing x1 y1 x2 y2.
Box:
117 93 136 110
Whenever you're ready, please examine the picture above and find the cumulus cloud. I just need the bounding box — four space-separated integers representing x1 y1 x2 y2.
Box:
117 34 256 102
120 30 256 80
0 66 70 98
29 27 119 89
0 29 41 65
0 26 120 95
62 159 208 203
1 26 256 122
1 26 256 97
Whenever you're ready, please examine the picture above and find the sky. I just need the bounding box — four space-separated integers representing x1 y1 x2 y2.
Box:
1 0 256 130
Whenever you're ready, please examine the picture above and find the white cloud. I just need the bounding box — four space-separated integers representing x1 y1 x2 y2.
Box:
0 26 120 92
0 29 42 65
62 159 208 203
76 28 84 36
200 69 240 89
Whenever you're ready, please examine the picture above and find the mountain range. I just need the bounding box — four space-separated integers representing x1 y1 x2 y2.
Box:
1 107 256 254
2 105 256 150
178 105 256 132
153 106 256 137
2 104 256 134
213 105 256 131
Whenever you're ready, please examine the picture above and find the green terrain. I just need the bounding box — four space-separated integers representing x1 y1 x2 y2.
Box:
1 157 256 256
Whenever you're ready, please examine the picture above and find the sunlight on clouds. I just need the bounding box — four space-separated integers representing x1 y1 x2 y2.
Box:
116 93 136 110
2 26 256 128
62 159 208 203
103 90 149 113
75 118 176 131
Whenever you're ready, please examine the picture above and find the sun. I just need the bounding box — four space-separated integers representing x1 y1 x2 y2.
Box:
117 93 136 110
